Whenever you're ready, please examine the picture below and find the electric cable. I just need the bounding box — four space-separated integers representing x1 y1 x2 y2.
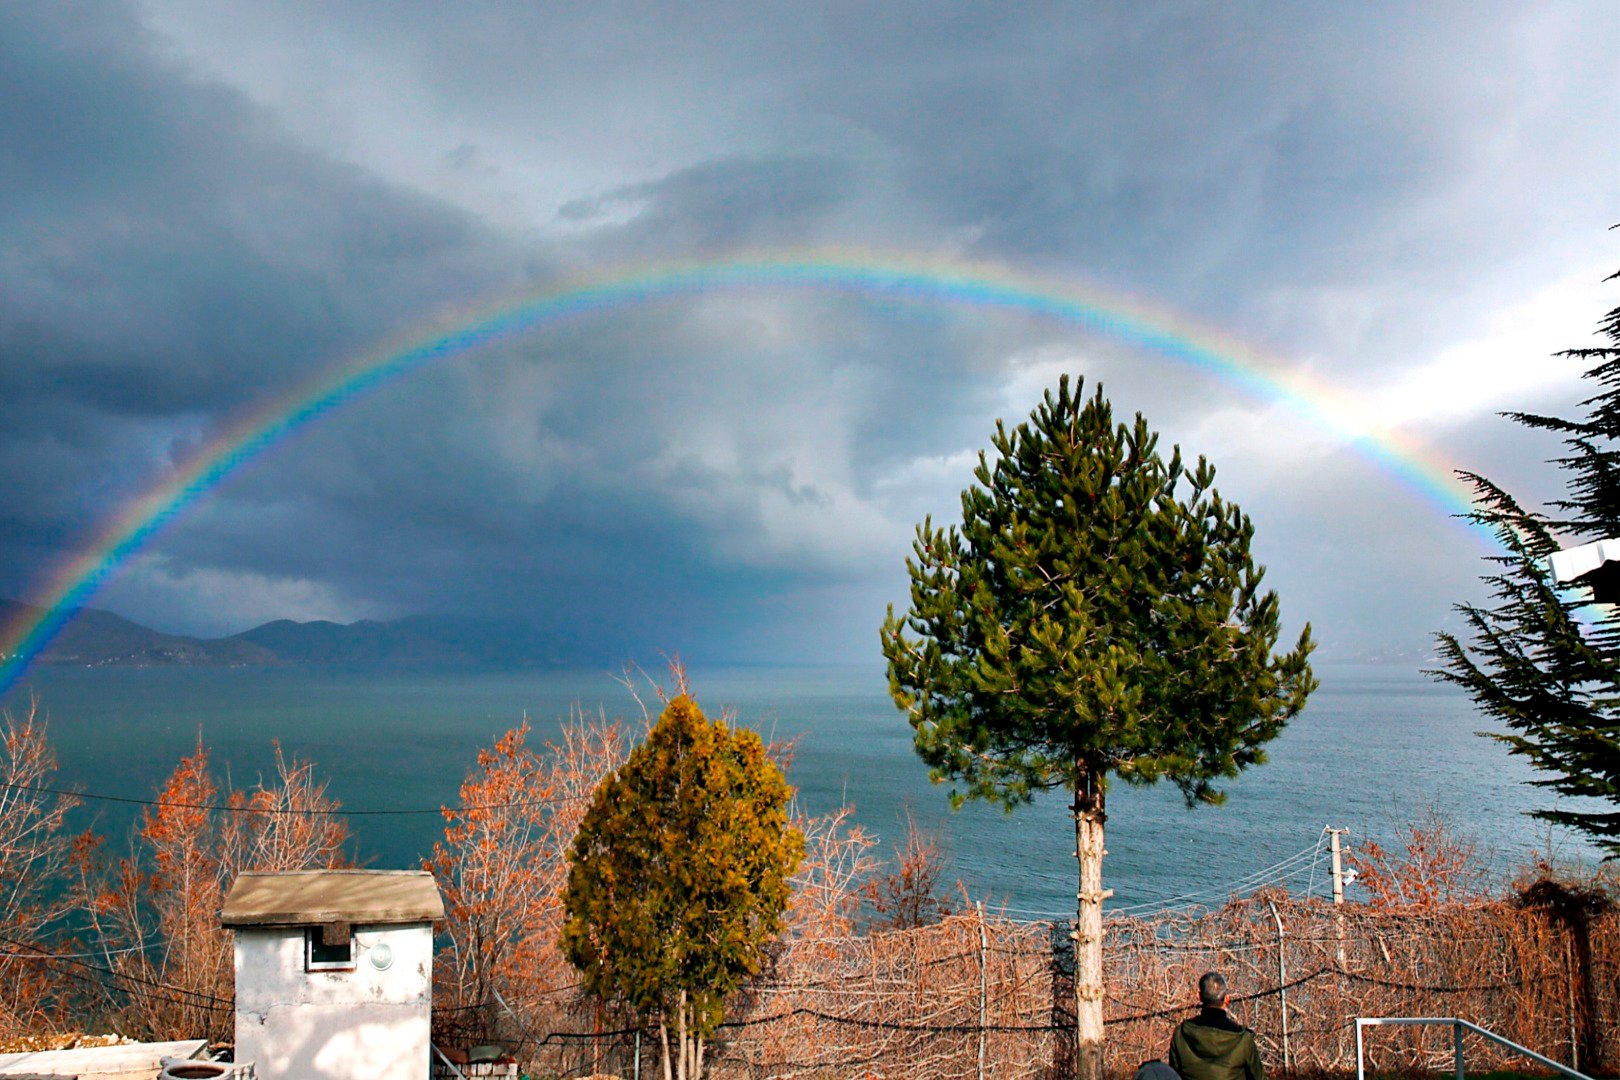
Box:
0 779 586 816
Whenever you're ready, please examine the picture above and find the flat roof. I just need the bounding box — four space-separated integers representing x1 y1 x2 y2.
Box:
0 1038 207 1078
220 870 443 928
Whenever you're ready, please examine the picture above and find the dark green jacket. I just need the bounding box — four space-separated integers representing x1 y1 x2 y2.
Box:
1168 1008 1264 1080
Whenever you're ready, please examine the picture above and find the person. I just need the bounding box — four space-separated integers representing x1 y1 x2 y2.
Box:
1167 971 1264 1080
1134 1061 1182 1080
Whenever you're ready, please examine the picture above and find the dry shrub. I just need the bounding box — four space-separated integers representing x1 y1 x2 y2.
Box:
72 740 349 1042
1344 813 1491 908
861 813 962 932
428 710 628 1051
660 895 1612 1080
0 703 80 1036
494 889 1618 1079
1513 866 1613 1074
787 805 879 941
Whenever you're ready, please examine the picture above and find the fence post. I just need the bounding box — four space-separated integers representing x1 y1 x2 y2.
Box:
978 901 989 1080
1050 919 1076 1079
1566 935 1580 1074
1267 900 1290 1074
1454 1020 1465 1080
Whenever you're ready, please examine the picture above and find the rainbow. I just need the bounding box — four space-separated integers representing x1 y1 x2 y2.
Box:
0 249 1480 694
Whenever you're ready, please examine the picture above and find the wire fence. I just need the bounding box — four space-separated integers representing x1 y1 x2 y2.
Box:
437 896 1617 1079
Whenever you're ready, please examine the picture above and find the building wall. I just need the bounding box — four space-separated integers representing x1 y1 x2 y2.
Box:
234 923 433 1080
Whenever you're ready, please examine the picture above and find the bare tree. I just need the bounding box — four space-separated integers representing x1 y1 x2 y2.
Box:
0 702 80 1036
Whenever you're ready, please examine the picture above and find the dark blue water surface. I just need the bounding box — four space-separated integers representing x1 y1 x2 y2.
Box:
0 662 1601 915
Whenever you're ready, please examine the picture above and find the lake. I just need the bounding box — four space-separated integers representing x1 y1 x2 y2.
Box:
0 662 1600 917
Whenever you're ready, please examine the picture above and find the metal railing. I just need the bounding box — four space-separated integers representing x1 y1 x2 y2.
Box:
1354 1017 1591 1080
430 1043 469 1080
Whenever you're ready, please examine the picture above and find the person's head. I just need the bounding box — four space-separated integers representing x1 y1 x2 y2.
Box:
1198 971 1229 1009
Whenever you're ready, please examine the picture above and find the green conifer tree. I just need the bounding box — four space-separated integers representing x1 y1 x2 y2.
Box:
880 375 1315 1080
1435 284 1620 855
562 694 804 1080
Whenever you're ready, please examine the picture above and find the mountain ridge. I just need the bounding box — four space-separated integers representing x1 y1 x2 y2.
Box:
1 599 578 668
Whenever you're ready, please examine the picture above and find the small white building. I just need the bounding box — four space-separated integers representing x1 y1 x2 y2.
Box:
220 870 444 1080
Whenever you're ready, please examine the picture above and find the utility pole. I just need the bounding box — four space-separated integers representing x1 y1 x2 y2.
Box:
1328 828 1349 906
1328 827 1350 969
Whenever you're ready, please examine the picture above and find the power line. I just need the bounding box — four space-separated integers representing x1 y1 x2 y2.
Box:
1304 824 1331 899
913 840 1331 925
1106 843 1326 917
0 941 149 959
0 779 586 816
0 931 232 1008
1109 854 1314 915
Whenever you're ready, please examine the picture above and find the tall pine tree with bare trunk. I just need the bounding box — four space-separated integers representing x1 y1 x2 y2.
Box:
881 375 1315 1080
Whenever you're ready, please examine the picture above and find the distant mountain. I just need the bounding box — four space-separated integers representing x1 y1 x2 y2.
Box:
3 599 581 668
228 618 483 666
2 598 279 667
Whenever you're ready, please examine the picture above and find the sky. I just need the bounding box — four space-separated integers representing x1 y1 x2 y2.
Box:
1 0 1615 667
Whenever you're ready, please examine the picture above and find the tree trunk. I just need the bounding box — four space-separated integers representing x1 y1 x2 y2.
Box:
677 989 688 1080
1073 771 1110 1080
659 1020 672 1080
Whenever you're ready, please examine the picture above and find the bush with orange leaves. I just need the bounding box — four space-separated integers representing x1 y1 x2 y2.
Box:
427 711 628 1043
861 813 962 931
1343 811 1491 908
0 703 80 1037
72 740 349 1042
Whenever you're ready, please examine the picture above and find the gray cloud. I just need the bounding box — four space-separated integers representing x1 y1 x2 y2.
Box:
557 156 853 253
0 0 1613 666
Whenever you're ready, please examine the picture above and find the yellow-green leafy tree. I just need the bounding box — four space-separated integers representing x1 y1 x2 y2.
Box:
562 694 804 1080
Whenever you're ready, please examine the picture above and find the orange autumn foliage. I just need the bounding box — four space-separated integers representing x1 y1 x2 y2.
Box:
786 805 878 941
1344 813 1491 908
428 712 628 1030
861 814 962 931
74 740 349 1041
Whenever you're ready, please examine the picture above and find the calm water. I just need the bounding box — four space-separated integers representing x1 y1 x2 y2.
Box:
0 662 1600 916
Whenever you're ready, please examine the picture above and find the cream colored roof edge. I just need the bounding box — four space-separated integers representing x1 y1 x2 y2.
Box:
0 1039 208 1076
220 869 444 928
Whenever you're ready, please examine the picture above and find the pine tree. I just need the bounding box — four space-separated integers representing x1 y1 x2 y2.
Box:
562 694 804 1080
1435 282 1620 854
880 375 1315 1080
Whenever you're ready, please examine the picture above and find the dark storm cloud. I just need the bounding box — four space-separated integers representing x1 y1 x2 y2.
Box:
0 1 521 596
2 0 1613 664
146 0 1613 357
785 0 1609 330
0 2 937 655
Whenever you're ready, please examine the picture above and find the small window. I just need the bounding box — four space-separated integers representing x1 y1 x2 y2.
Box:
305 927 354 971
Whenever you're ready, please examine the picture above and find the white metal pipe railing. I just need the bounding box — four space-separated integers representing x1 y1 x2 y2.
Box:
1354 1017 1591 1080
